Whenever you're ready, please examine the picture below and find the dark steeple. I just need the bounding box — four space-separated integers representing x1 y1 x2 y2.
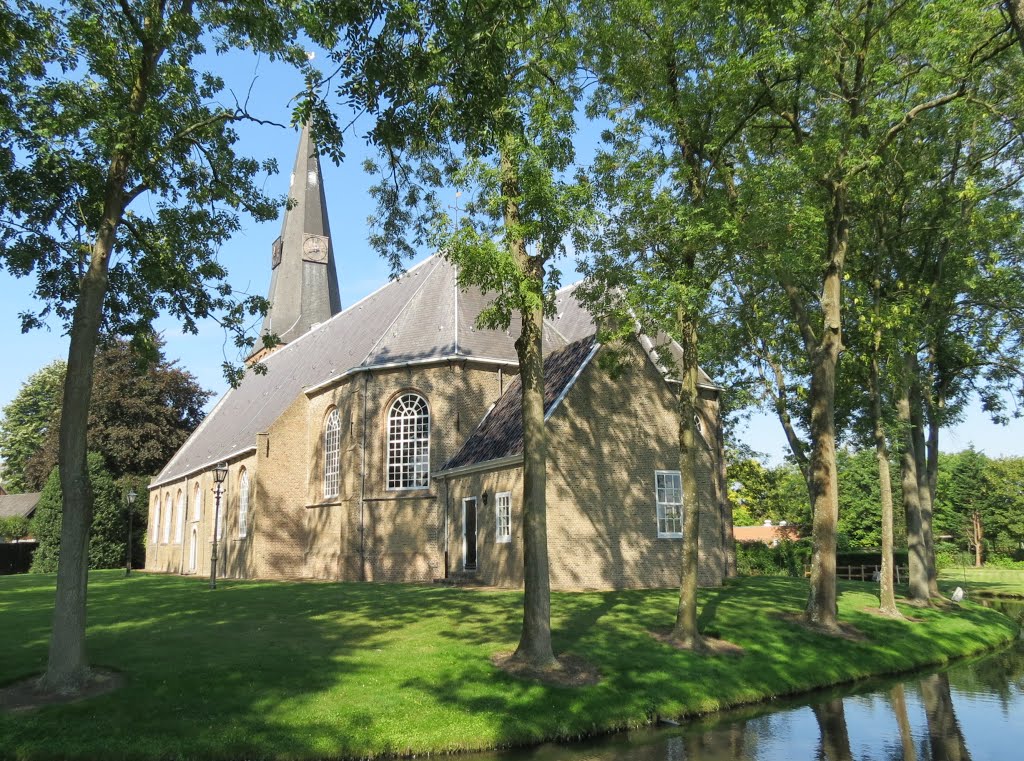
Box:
259 122 341 351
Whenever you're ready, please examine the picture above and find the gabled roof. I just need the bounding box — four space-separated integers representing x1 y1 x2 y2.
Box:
152 256 569 488
554 282 719 389
440 338 599 474
0 492 41 520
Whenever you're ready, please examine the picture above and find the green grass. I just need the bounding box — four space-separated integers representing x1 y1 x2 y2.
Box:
939 566 1024 598
0 571 1017 761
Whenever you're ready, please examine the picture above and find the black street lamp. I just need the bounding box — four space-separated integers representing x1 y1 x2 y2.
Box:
125 488 137 577
209 462 228 590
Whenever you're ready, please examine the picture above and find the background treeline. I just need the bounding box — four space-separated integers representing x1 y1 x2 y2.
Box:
0 338 208 571
732 447 1024 572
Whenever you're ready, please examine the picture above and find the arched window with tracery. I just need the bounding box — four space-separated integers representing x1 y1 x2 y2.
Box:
387 393 430 490
238 468 249 539
323 408 341 498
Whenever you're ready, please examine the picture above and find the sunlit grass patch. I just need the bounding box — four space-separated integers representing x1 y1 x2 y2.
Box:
0 570 1016 760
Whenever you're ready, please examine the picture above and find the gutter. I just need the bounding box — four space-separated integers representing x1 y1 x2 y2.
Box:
304 355 520 398
434 454 524 480
150 447 257 491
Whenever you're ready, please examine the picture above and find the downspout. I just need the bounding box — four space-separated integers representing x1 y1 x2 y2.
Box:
443 475 450 579
359 370 368 581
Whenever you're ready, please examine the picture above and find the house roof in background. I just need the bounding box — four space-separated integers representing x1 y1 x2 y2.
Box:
0 492 41 520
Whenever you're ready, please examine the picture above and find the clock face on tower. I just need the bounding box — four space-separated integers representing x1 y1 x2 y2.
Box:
302 233 329 263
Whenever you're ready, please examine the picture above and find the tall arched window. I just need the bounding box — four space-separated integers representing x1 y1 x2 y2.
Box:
323 408 341 498
151 497 159 544
238 468 249 539
193 483 202 523
387 393 430 489
161 493 172 543
174 490 185 544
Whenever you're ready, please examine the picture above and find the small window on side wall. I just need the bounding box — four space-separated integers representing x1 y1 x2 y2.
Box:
495 492 512 543
655 470 683 538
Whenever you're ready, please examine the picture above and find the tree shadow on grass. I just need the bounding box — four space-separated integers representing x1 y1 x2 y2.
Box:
0 572 1014 761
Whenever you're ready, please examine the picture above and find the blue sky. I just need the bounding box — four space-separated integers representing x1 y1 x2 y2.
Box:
1 48 1021 465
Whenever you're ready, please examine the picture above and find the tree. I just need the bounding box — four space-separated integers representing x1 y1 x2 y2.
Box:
721 0 1013 627
332 0 590 669
21 338 210 488
30 454 127 573
579 0 766 647
0 0 313 692
0 361 66 493
0 516 30 542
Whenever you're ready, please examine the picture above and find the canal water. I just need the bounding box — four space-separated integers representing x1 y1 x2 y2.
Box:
473 601 1023 761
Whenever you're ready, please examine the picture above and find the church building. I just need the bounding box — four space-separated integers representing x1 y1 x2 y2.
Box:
145 126 734 590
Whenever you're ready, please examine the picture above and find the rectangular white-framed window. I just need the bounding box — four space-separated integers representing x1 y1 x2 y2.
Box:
655 470 683 538
495 491 512 543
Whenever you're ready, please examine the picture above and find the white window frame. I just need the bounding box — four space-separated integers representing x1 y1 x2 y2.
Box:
386 393 430 490
238 468 249 539
495 491 512 544
151 499 159 544
323 408 341 499
162 493 172 544
193 483 202 523
655 470 684 539
174 490 185 544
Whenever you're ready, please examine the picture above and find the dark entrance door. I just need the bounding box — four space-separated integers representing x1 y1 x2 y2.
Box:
463 497 477 570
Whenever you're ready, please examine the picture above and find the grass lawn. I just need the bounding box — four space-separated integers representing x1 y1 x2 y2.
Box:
938 566 1024 598
0 571 1017 761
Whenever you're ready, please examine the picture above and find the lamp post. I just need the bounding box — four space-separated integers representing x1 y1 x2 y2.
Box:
209 462 228 590
124 488 137 577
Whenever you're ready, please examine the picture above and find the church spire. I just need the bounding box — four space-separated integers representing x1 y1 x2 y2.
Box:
256 122 341 357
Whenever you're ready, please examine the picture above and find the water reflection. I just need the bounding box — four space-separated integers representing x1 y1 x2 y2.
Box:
472 602 1023 761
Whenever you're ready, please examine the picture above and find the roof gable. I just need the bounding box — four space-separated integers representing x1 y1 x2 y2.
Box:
153 256 572 488
441 338 598 473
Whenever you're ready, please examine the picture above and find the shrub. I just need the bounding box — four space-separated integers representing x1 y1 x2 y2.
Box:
736 538 812 577
30 453 146 572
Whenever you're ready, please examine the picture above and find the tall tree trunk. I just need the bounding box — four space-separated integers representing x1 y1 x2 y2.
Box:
869 343 899 617
909 373 939 597
897 364 929 603
41 213 120 692
502 143 555 670
671 307 703 648
972 511 983 567
805 185 846 630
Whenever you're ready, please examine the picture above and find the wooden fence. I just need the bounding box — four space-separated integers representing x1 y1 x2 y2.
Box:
804 564 909 583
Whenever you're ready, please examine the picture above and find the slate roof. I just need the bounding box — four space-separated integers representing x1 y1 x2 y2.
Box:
152 255 570 488
0 492 41 520
441 337 598 473
554 282 718 388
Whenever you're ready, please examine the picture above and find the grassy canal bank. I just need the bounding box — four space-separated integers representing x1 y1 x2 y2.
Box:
0 570 1017 761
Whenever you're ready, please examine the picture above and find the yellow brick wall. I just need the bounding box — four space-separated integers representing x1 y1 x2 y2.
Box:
146 345 729 591
445 340 727 591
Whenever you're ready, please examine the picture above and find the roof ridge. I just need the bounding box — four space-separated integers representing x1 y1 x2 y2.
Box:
257 254 440 368
358 256 443 366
